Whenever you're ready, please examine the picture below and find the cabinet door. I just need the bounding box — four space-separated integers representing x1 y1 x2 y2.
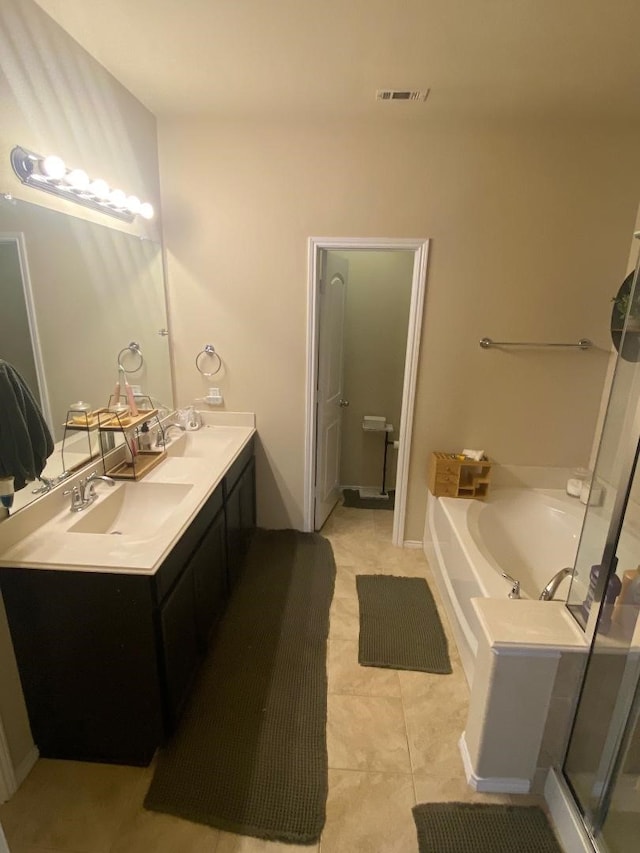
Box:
240 456 257 538
159 563 200 728
0 570 163 766
225 479 242 593
192 509 227 650
226 457 256 592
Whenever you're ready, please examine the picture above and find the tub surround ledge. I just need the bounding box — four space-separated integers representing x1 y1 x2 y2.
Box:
461 598 588 796
474 598 589 653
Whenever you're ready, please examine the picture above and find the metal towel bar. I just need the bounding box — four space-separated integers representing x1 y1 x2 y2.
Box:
479 337 592 350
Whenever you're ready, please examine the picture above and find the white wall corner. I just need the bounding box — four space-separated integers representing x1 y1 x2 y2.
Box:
459 732 531 794
464 638 560 787
14 744 38 790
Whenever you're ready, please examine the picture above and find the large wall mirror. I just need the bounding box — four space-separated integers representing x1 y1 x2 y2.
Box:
0 195 173 514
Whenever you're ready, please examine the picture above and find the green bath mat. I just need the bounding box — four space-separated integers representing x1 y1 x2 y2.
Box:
342 488 395 510
412 803 564 853
144 529 336 844
356 574 451 673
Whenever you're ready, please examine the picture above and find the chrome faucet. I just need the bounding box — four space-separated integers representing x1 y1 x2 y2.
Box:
155 422 184 448
32 471 70 494
82 472 116 502
63 472 115 512
501 572 521 599
32 475 56 495
63 484 86 512
539 567 573 601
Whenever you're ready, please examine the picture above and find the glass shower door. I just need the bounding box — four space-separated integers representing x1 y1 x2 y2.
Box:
562 251 640 851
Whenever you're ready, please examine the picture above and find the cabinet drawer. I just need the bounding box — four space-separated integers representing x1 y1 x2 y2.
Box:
435 461 458 475
435 472 458 484
223 437 255 498
155 483 223 602
433 483 459 497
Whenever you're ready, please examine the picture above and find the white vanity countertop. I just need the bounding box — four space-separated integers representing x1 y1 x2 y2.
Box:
0 412 255 576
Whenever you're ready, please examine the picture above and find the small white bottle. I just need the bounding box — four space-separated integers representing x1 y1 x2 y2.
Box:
567 467 589 498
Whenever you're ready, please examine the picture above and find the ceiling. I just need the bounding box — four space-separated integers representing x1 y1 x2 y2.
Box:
34 0 640 123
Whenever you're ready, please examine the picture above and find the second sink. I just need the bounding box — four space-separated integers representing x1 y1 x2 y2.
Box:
68 482 193 537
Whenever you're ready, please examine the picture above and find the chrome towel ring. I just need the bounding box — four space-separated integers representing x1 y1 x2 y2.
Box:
196 344 222 376
117 341 144 372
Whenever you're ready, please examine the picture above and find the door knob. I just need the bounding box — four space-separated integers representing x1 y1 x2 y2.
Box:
338 399 349 407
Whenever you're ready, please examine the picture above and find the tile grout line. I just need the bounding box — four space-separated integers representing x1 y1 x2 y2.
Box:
398 665 421 807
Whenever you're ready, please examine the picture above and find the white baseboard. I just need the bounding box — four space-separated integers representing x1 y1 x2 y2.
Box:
459 733 531 794
14 745 38 789
545 768 595 853
403 540 422 549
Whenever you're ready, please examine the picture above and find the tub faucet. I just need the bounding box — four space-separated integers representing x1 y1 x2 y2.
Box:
501 572 521 599
539 567 573 601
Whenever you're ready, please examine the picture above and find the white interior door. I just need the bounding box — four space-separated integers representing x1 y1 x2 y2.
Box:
314 252 348 530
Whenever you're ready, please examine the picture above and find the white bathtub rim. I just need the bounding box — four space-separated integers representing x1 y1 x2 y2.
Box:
426 501 479 657
438 487 584 602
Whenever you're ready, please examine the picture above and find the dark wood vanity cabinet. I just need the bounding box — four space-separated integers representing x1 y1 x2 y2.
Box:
225 455 256 593
0 437 255 766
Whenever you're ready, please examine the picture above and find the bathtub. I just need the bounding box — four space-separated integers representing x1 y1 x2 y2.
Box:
424 487 586 685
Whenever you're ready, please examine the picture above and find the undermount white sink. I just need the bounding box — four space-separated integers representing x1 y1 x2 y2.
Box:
68 482 194 537
166 428 237 458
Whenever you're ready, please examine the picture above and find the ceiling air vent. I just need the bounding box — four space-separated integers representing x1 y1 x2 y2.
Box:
376 89 429 102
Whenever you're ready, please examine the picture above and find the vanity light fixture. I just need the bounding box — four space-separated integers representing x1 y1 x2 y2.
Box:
10 145 154 222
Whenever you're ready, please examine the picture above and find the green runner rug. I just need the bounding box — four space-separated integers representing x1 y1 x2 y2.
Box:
144 529 336 844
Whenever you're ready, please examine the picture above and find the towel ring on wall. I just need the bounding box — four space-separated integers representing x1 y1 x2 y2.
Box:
196 344 222 376
117 342 144 373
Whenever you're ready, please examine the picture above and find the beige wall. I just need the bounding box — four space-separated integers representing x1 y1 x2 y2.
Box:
0 241 40 402
0 202 170 442
0 0 162 781
0 0 160 241
158 116 640 537
589 207 640 492
336 250 413 490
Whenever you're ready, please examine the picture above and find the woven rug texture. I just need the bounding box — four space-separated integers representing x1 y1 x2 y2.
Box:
412 803 565 853
357 574 451 673
144 528 336 844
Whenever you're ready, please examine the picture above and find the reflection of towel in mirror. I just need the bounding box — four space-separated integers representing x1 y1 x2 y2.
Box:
0 360 54 491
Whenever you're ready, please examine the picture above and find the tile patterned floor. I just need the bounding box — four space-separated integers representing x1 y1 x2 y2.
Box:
0 503 537 852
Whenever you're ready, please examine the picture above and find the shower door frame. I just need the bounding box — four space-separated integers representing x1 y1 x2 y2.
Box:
303 236 430 546
557 238 640 851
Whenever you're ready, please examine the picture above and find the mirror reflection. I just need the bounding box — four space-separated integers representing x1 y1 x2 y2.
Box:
0 195 173 513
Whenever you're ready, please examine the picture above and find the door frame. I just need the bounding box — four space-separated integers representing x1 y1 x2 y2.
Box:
0 233 53 429
304 237 430 545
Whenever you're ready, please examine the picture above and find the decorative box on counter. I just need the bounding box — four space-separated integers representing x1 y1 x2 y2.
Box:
428 452 492 499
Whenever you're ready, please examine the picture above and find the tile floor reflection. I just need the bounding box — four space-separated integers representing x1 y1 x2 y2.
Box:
0 502 538 852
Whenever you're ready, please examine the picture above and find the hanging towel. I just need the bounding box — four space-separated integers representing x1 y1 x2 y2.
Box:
0 360 54 491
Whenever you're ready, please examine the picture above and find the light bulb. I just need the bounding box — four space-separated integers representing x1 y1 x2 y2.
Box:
89 178 110 199
125 195 141 215
65 168 90 191
139 202 154 220
108 188 127 208
41 155 66 180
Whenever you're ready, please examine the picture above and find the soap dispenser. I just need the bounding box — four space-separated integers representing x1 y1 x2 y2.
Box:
185 406 202 431
138 421 152 451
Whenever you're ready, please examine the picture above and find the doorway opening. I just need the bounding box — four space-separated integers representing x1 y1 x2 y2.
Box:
304 237 429 546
